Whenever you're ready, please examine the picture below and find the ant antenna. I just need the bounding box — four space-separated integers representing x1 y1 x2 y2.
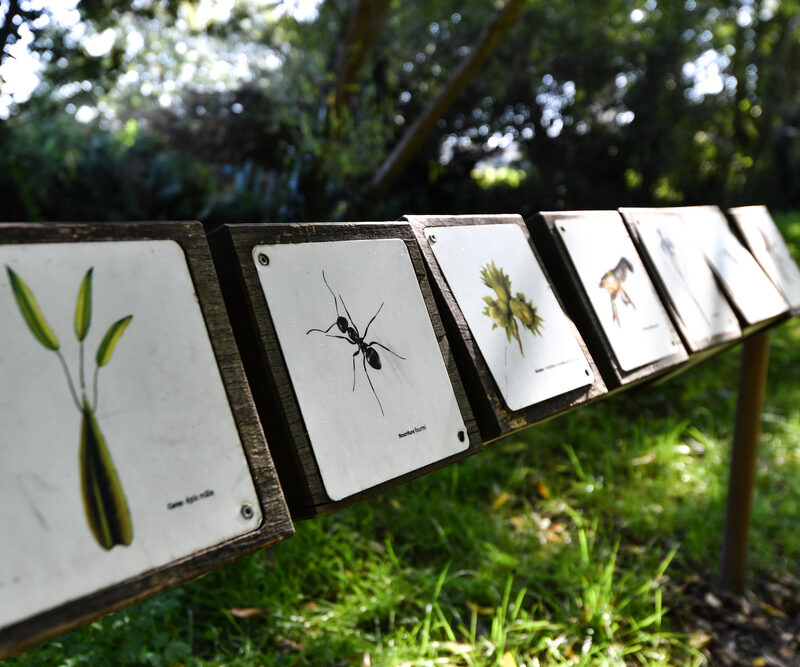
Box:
321 270 340 317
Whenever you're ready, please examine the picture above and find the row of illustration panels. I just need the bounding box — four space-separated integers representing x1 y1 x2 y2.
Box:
1 205 798 656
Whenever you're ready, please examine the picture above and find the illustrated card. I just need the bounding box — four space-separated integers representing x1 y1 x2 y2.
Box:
0 240 262 631
626 210 741 345
729 206 800 310
554 212 682 371
675 207 788 324
253 239 468 501
425 223 594 411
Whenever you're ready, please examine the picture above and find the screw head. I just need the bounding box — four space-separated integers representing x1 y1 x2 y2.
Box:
429 234 437 244
241 503 255 519
258 253 269 266
457 430 465 443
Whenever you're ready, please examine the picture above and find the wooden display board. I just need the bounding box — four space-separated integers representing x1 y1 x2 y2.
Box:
406 214 606 442
667 206 789 332
728 205 800 316
209 222 481 519
0 223 293 659
530 211 689 389
619 207 742 353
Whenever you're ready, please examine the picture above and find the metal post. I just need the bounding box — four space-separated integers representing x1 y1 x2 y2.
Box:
719 329 771 593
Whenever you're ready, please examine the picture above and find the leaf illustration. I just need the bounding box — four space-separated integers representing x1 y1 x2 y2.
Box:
6 266 60 351
80 399 133 549
96 315 133 367
74 268 93 341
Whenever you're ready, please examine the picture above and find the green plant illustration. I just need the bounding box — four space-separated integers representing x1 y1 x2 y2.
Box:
7 266 134 550
480 261 544 357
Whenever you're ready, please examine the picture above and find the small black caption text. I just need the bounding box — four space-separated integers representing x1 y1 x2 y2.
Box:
399 425 427 439
167 489 215 511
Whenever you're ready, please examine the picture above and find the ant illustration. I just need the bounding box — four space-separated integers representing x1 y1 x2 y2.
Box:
306 271 405 416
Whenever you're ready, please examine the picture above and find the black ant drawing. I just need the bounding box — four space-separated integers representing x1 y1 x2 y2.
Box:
306 271 405 416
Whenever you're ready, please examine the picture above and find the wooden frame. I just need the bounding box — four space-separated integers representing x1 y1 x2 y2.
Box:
618 207 742 354
0 222 293 659
209 222 482 519
529 211 689 390
405 214 606 443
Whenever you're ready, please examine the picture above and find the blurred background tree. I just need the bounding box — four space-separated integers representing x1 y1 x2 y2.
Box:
1 0 798 225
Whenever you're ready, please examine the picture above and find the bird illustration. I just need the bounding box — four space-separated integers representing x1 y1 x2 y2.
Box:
599 257 636 326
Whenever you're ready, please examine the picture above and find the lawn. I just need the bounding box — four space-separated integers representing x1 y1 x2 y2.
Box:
6 212 800 666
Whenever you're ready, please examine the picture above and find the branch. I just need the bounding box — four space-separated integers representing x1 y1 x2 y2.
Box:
330 0 391 119
0 0 22 67
356 0 527 216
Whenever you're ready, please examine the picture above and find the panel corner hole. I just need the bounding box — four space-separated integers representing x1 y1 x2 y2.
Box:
560 226 566 233
457 430 465 443
585 368 591 376
257 253 270 266
240 503 255 520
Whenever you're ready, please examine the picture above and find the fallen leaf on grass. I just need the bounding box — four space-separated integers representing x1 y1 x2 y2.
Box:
467 601 494 615
689 632 712 649
761 602 787 617
501 651 517 667
630 452 657 466
536 479 551 498
271 636 306 653
227 608 266 618
492 491 511 510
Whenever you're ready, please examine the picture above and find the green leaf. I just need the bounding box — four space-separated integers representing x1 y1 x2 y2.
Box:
95 315 133 367
80 399 133 550
6 266 60 351
74 267 93 342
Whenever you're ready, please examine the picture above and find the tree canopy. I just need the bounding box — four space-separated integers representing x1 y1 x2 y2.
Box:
1 0 799 224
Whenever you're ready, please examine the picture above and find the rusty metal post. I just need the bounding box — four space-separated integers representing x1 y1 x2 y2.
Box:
719 329 771 593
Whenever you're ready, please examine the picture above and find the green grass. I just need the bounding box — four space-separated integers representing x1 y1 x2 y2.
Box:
6 212 800 666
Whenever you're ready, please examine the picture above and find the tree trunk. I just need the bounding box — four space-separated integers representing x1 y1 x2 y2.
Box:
352 0 527 218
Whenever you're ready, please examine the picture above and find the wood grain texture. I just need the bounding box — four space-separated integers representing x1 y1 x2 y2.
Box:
0 222 293 660
529 212 690 391
405 214 607 443
208 221 482 520
618 207 743 354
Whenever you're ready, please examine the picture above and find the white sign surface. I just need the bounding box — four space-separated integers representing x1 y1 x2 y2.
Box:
731 206 800 310
676 207 788 324
426 224 593 411
555 212 682 371
0 240 261 630
253 239 468 501
628 211 741 345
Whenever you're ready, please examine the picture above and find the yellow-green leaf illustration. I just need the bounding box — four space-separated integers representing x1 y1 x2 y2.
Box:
480 262 544 357
80 398 133 549
6 266 60 351
74 268 93 342
96 315 133 367
7 266 135 550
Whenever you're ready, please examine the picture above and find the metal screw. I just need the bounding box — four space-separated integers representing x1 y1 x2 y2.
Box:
258 253 269 266
240 503 255 519
457 430 465 442
429 234 437 244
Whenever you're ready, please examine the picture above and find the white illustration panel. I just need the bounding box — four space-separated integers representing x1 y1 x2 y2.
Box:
629 211 741 344
732 206 800 310
425 224 594 411
555 213 682 372
677 207 788 324
253 239 468 501
0 240 261 630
